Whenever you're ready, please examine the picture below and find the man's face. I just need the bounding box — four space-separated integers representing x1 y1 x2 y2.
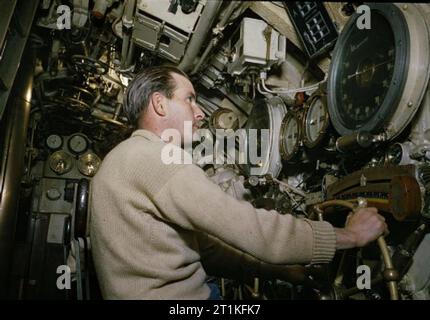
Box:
164 73 205 141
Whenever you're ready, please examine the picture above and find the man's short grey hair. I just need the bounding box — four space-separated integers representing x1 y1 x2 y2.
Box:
123 65 189 127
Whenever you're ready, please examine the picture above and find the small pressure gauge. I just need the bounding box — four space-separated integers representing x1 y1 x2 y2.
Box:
68 134 89 155
46 134 63 150
280 112 302 161
303 95 329 148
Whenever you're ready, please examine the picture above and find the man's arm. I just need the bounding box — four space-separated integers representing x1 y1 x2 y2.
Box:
146 164 386 265
149 164 336 265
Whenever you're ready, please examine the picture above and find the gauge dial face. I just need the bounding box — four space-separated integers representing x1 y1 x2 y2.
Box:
336 14 394 127
46 134 63 150
68 134 89 155
328 4 409 136
49 151 73 175
280 113 301 160
304 96 329 148
78 152 101 177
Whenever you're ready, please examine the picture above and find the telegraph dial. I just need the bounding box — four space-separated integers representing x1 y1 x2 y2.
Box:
328 3 430 140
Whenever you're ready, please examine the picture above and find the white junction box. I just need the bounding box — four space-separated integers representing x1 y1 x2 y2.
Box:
227 18 287 75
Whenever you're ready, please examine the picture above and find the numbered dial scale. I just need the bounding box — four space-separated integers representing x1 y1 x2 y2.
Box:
327 3 409 136
280 111 302 161
303 93 330 148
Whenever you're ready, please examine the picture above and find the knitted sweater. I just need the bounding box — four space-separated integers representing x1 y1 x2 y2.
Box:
89 129 337 299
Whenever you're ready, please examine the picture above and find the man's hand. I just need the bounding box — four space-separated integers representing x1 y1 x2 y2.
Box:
335 207 388 250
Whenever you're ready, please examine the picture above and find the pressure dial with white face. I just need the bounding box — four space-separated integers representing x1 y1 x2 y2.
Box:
280 112 301 161
304 95 329 148
46 134 63 150
68 134 89 155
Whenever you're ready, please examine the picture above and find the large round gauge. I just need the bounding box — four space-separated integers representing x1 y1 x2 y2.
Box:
240 97 286 177
280 112 302 161
328 4 409 136
303 94 329 148
68 134 89 155
46 134 63 150
78 152 101 177
49 151 73 175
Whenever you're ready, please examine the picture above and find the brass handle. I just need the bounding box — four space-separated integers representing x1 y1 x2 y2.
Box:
314 198 399 300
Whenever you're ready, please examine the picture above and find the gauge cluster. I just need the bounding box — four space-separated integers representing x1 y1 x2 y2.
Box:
45 133 101 178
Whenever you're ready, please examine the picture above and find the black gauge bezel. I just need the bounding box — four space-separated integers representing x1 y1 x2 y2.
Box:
327 3 410 136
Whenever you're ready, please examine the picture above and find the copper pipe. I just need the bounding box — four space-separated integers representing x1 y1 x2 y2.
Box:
314 199 399 300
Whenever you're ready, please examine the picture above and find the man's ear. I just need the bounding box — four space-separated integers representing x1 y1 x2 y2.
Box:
150 92 168 117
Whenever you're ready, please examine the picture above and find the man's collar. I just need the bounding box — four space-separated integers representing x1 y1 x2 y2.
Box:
131 129 163 142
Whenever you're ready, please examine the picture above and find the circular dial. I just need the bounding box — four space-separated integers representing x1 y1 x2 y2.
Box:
328 4 409 135
49 151 73 175
304 95 329 148
78 152 101 177
68 134 89 155
280 113 301 160
46 134 63 150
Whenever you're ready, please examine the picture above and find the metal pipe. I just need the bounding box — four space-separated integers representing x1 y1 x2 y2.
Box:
121 0 136 69
126 40 135 67
190 1 240 75
0 47 35 298
178 0 222 72
314 199 399 300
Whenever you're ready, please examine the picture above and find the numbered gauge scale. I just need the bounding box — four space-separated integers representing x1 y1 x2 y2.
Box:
280 111 302 161
327 3 430 140
303 92 330 149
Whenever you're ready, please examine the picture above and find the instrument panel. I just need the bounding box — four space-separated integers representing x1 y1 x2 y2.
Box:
46 133 101 177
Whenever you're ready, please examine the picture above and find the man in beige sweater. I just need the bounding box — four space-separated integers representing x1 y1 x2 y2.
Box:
89 65 387 299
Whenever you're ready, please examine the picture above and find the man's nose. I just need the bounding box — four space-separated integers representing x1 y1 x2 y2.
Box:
194 104 205 121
